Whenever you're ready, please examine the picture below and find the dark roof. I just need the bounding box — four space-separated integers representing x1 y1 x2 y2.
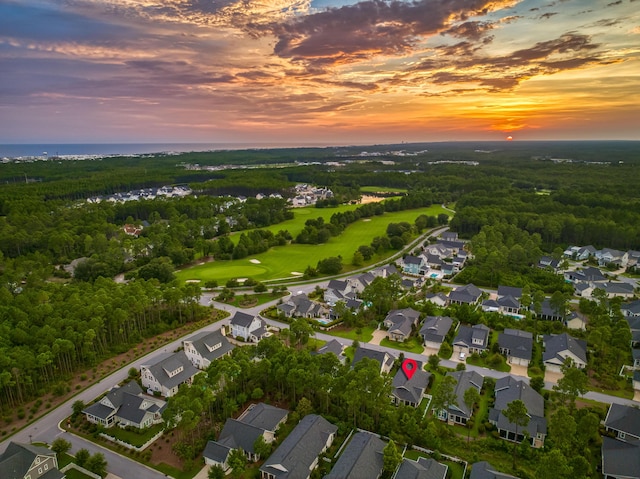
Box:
238 403 289 432
623 300 640 316
352 346 395 372
0 442 63 479
601 437 640 479
490 377 546 437
497 286 522 299
497 329 533 361
218 418 264 454
403 255 423 265
230 311 257 327
143 351 199 390
392 362 431 405
184 330 234 362
82 401 117 421
261 414 337 479
420 316 453 344
447 370 483 418
107 380 143 407
203 440 232 464
394 457 447 479
542 333 587 365
453 324 490 350
469 461 520 479
317 339 345 357
323 431 385 479
449 284 482 304
604 403 640 438
327 279 348 291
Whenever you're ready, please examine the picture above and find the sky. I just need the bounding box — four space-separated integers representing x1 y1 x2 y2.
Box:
1 0 639 145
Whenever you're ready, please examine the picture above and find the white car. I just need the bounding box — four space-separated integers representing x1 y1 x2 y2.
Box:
459 352 466 361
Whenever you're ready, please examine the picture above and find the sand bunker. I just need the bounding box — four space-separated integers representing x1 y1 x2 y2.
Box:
362 218 372 222
249 259 261 264
291 271 303 276
185 279 201 283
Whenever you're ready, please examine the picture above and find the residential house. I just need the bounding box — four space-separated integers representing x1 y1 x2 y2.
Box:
383 308 421 342
564 266 607 283
423 293 448 308
182 329 234 370
634 371 640 393
534 299 565 321
229 311 269 342
497 329 533 367
622 300 640 319
371 264 399 278
596 248 628 268
537 256 560 271
604 404 640 442
352 346 396 375
347 272 376 294
448 284 482 306
598 282 636 299
237 403 289 434
260 414 337 479
542 333 587 373
481 296 521 317
420 316 453 351
489 377 547 447
601 437 640 479
441 231 459 242
576 245 597 260
392 360 431 407
216 419 269 462
203 441 233 473
624 313 640 347
0 442 64 479
277 293 328 319
140 351 199 397
324 279 355 306
453 324 490 357
401 255 426 275
315 339 348 364
393 457 447 479
324 431 385 479
82 380 165 429
469 461 520 479
602 404 640 479
435 370 483 425
437 238 466 256
497 286 522 300
627 250 640 270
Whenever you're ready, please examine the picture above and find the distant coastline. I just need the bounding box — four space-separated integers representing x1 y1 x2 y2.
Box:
0 142 332 158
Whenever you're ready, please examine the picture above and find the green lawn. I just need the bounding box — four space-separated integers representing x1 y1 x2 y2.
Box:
105 423 164 447
328 326 376 343
219 291 288 308
64 468 95 479
403 450 465 479
176 205 449 284
360 186 408 194
380 337 425 354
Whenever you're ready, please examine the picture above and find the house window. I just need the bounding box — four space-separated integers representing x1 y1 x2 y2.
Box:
44 464 49 471
38 468 43 474
619 432 626 439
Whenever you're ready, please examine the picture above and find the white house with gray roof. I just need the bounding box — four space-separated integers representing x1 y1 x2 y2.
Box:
140 350 199 397
542 333 587 373
383 308 421 342
82 380 166 429
260 414 337 479
324 431 385 479
453 324 490 357
182 329 234 370
352 346 396 375
230 311 269 342
489 376 547 448
0 442 64 479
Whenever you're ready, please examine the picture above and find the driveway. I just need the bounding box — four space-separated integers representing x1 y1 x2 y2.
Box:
544 370 563 385
370 329 388 346
509 364 529 377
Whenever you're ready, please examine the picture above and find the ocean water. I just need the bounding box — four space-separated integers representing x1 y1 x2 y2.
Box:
0 142 327 158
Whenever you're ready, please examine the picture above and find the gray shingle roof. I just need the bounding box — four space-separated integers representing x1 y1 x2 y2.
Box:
238 403 289 432
323 431 385 479
604 403 640 438
218 418 264 454
420 316 453 344
184 330 234 362
449 284 482 304
601 437 640 479
623 300 640 316
352 346 395 373
392 362 431 405
453 324 489 350
542 333 587 365
316 339 345 357
490 377 546 437
447 370 483 419
0 442 63 479
394 457 447 479
497 330 533 361
230 311 257 327
261 414 337 479
497 286 522 299
143 351 199 390
469 461 520 479
203 441 232 464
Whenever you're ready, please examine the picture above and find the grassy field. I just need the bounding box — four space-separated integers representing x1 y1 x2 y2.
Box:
177 204 449 283
380 337 425 354
360 186 409 194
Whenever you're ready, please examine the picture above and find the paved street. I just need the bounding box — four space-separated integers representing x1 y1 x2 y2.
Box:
2 246 637 476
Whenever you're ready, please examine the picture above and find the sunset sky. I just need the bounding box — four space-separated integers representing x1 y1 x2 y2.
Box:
1 0 639 144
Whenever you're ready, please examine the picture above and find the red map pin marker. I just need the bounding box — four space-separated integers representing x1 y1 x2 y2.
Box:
401 358 418 380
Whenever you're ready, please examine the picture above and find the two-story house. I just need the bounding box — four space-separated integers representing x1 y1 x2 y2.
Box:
435 370 483 425
229 311 269 342
420 316 453 352
183 329 234 370
497 329 533 367
324 431 386 479
542 333 587 373
383 308 420 342
0 442 64 479
602 404 640 479
453 324 490 358
140 351 199 397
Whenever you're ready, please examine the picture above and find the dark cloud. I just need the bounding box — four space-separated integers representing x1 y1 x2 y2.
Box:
442 21 496 41
251 0 512 67
539 12 558 19
607 0 622 5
